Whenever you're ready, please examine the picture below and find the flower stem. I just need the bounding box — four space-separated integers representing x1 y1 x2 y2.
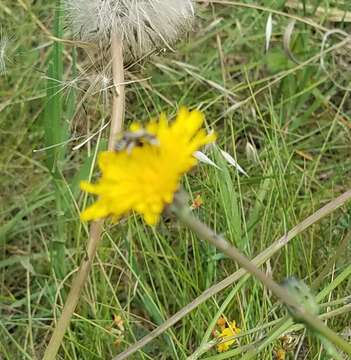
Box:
109 32 125 150
114 189 351 360
172 195 351 356
43 33 125 360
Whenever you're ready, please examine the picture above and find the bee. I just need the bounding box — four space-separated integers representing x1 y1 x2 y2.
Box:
114 130 159 154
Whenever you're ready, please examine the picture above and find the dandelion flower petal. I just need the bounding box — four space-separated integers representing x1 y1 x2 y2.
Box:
80 107 215 225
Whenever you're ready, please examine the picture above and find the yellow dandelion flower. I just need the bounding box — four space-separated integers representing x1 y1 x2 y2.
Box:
216 320 240 353
80 107 216 225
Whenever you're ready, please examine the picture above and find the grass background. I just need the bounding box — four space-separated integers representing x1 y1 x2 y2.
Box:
1 0 351 359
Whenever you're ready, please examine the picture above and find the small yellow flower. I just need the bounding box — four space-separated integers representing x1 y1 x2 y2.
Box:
216 316 227 331
190 194 204 209
274 348 286 360
80 107 215 225
112 314 124 332
216 320 240 353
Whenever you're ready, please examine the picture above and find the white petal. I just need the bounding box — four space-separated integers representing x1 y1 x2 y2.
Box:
194 151 221 170
220 149 248 177
265 13 273 52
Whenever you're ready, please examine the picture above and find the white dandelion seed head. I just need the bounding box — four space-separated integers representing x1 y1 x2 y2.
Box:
64 0 195 60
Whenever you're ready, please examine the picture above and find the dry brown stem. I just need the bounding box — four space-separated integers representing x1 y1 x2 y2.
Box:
43 33 125 360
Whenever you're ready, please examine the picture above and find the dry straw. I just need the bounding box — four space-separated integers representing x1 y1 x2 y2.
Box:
0 29 10 75
43 1 195 359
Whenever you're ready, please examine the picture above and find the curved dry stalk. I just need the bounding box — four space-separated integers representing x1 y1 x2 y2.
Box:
43 33 125 360
195 0 330 32
114 189 351 360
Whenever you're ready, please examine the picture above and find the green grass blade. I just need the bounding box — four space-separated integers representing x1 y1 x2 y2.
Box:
43 0 69 278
